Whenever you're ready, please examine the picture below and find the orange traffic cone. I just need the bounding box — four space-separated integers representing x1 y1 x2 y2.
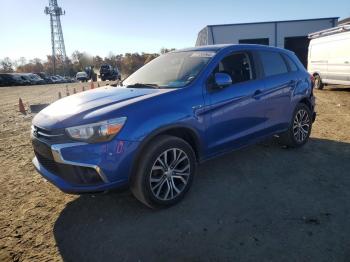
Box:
90 81 95 89
19 98 26 114
58 92 62 99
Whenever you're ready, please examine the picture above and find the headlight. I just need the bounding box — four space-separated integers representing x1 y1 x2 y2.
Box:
65 117 127 143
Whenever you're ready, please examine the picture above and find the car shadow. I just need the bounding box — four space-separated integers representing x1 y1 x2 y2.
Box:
53 137 350 262
325 85 350 92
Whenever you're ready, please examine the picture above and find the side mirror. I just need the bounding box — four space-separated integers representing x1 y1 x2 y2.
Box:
214 73 232 88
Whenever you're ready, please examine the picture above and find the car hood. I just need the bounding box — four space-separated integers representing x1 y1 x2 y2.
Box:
33 86 174 129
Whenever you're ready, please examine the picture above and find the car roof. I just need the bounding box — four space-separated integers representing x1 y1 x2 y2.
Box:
173 44 293 55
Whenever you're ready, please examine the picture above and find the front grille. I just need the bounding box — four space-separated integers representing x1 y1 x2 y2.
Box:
35 151 103 186
32 125 70 143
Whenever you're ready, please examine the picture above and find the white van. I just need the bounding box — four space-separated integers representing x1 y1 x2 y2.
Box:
308 24 350 89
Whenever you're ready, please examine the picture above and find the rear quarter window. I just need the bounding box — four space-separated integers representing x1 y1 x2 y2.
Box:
282 54 298 72
259 51 288 77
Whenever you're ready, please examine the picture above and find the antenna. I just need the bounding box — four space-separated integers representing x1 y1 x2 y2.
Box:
45 0 67 75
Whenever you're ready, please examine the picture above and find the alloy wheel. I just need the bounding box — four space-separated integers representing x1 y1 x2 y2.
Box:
149 148 190 201
293 109 310 143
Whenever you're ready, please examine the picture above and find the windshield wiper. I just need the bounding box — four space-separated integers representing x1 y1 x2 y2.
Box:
126 83 159 89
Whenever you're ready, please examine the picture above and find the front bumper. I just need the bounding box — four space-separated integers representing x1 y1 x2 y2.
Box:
31 136 139 193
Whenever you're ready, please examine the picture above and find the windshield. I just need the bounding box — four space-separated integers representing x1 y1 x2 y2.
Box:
123 51 215 88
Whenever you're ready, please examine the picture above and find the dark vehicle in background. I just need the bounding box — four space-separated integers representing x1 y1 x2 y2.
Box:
0 75 4 87
36 72 53 84
55 75 67 83
0 73 27 86
16 74 31 85
0 74 17 86
23 73 46 85
99 64 121 81
0 73 75 86
48 76 62 84
84 66 97 82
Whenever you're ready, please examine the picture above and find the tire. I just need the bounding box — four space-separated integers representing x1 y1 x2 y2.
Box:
314 74 324 90
279 103 313 148
130 135 196 208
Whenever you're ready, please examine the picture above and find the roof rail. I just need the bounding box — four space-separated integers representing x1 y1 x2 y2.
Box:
308 24 350 39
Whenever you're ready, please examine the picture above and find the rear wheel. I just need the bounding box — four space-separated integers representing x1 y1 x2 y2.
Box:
130 135 196 208
314 74 324 90
279 103 312 148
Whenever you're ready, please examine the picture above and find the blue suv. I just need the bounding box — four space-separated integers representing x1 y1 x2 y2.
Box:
31 44 316 208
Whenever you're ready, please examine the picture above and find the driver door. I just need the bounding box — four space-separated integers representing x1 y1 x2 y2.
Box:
205 51 268 155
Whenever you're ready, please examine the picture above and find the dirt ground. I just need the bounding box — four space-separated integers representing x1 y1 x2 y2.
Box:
0 83 349 262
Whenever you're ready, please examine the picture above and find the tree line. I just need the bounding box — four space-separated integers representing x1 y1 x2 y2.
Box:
0 48 175 77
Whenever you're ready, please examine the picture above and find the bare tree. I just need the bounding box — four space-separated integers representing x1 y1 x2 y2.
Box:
0 57 14 73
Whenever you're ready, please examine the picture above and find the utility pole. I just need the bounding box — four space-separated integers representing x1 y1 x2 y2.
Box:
45 0 67 75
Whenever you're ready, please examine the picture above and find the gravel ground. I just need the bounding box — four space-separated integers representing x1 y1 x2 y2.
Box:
0 83 349 262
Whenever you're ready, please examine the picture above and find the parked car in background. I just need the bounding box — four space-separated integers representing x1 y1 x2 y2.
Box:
35 72 53 84
0 73 27 86
64 76 76 83
31 44 316 208
0 75 4 87
76 71 89 82
22 73 46 85
308 24 350 89
84 66 97 82
16 74 32 85
0 74 17 86
99 64 121 81
19 74 34 85
48 76 60 84
55 75 67 83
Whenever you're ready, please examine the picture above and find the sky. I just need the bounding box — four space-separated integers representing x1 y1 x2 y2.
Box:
0 0 349 61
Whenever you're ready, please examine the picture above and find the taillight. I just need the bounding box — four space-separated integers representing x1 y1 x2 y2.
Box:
310 74 315 87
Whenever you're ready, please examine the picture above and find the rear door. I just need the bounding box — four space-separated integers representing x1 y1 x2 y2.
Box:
205 51 268 155
257 50 295 132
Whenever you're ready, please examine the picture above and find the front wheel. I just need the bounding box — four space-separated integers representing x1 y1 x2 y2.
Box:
130 135 196 208
279 103 313 148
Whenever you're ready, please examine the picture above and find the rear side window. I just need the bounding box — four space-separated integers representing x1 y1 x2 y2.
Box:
259 51 288 77
282 54 298 72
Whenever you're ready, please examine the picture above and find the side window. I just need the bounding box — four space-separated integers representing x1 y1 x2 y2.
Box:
214 52 254 84
282 54 298 72
259 51 288 77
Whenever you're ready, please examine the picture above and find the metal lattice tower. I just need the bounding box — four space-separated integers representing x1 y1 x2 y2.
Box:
45 0 67 74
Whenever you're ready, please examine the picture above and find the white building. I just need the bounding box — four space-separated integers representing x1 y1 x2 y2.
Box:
196 17 338 66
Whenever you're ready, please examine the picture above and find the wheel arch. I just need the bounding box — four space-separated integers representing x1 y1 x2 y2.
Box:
128 124 203 182
298 97 313 111
138 124 202 160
